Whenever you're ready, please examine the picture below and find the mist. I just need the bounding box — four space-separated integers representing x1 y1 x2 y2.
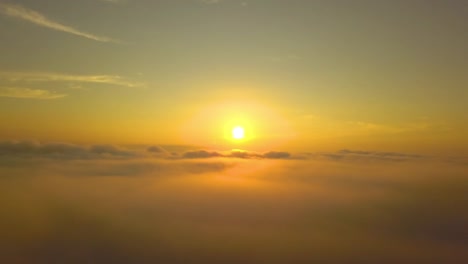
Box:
1 146 467 263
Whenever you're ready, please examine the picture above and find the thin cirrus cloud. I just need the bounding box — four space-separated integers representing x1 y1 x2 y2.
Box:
200 0 222 4
100 0 126 4
0 2 119 43
0 71 145 88
0 87 66 100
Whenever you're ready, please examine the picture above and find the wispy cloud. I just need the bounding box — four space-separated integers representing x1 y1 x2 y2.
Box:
0 87 66 100
200 0 222 4
0 3 118 43
0 72 144 88
199 0 247 6
99 0 126 4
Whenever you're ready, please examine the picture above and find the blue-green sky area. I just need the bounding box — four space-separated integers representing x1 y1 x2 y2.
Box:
0 0 467 152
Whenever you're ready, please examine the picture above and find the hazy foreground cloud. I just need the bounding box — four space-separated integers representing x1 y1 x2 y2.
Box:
0 147 467 263
0 87 66 99
0 2 118 42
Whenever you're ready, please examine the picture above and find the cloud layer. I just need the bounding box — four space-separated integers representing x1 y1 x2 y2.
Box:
0 143 467 263
0 140 296 160
1 140 465 166
0 140 141 160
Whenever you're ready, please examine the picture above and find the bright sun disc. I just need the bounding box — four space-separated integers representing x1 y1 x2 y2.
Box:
232 126 245 139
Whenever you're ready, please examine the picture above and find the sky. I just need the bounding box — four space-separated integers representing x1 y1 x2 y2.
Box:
0 0 467 263
0 0 466 153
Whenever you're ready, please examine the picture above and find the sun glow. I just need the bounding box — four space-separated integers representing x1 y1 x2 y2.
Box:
181 100 293 149
232 126 245 140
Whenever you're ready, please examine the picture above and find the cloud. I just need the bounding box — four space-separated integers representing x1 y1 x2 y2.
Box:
181 149 255 159
182 150 222 159
199 0 248 6
0 72 144 100
0 140 297 162
310 149 427 162
200 0 222 4
51 159 233 178
0 150 467 263
89 144 136 157
1 140 464 168
0 72 144 88
99 0 125 3
0 87 66 99
0 140 140 160
263 151 291 159
229 149 260 159
0 3 119 43
339 149 424 159
147 145 168 154
181 149 294 160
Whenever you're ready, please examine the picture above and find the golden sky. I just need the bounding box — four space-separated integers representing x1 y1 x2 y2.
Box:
0 0 467 154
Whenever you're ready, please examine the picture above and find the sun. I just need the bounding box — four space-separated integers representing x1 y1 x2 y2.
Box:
232 126 245 140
